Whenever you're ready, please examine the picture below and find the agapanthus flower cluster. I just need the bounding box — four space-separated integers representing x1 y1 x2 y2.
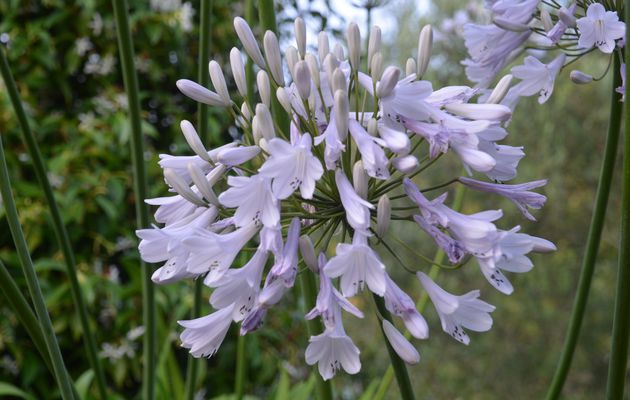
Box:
461 0 626 106
136 16 555 379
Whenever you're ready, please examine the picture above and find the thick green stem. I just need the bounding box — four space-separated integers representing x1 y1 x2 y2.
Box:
0 134 75 400
184 279 204 400
299 272 334 400
373 295 415 400
372 185 466 400
0 260 54 374
111 1 155 399
0 46 108 400
605 11 630 398
546 53 623 400
234 334 246 400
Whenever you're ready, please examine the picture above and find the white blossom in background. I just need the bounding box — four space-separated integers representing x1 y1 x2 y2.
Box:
460 1 627 107
138 15 553 379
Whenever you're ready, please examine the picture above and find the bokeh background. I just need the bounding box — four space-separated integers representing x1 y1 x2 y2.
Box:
0 0 624 398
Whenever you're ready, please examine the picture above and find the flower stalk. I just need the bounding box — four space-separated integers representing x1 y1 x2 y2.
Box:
111 1 155 399
546 53 623 400
605 3 630 397
0 46 108 400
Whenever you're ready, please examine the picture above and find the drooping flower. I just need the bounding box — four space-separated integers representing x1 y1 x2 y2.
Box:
510 54 566 104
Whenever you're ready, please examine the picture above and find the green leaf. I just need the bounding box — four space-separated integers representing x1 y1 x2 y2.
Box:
75 369 95 399
0 382 36 400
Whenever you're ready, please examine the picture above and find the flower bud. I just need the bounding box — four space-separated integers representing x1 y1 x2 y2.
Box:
367 25 381 68
492 17 530 32
332 68 347 94
276 87 292 113
176 79 229 107
230 48 247 97
368 118 378 136
417 25 433 78
353 161 368 199
233 17 266 68
206 163 227 186
257 70 271 108
334 90 349 141
295 17 307 58
209 60 230 104
485 74 513 104
318 31 330 63
333 43 345 61
305 53 321 87
392 155 419 174
285 45 300 77
252 116 262 144
382 320 420 365
540 9 553 32
188 162 219 205
558 6 576 27
323 53 339 89
531 236 557 253
405 58 416 77
164 168 205 206
377 195 391 237
180 120 210 161
240 102 252 121
377 66 400 98
255 103 275 140
294 60 312 100
570 70 593 84
347 22 361 70
371 52 383 82
299 235 318 273
263 31 284 85
216 146 261 166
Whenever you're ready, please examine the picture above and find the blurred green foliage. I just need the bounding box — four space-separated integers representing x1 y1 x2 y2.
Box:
0 0 626 399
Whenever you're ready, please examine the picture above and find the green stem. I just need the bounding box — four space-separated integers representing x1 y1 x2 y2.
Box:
0 260 54 374
111 1 155 399
372 184 466 400
0 133 75 400
234 334 246 400
184 279 204 400
299 271 334 400
0 46 108 400
372 295 415 400
547 53 623 400
605 14 630 398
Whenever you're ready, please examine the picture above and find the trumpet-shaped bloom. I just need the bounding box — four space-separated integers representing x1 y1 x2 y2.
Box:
218 174 279 227
511 54 566 104
178 305 234 357
576 3 625 54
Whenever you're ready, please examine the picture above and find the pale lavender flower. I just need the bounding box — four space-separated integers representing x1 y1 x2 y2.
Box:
384 275 429 339
510 54 566 104
576 3 626 54
178 305 234 357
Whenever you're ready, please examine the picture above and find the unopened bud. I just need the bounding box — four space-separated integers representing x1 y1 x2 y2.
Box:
444 103 511 122
377 66 400 98
233 17 266 68
164 168 205 206
347 22 361 70
180 120 210 161
323 53 338 90
493 17 530 32
540 10 553 32
299 235 318 272
176 79 229 107
334 90 349 141
255 103 275 140
353 161 368 199
332 68 347 94
285 45 300 78
318 31 330 64
295 17 307 58
485 74 513 104
206 164 227 186
405 58 417 77
188 163 219 205
382 320 420 365
558 6 576 27
371 52 383 82
392 155 419 174
276 87 292 113
570 70 593 84
368 26 381 68
368 118 378 136
333 43 345 61
376 195 391 238
240 102 252 121
209 60 230 104
257 70 271 108
294 60 312 100
417 25 433 78
263 31 284 85
230 48 247 97
305 53 321 87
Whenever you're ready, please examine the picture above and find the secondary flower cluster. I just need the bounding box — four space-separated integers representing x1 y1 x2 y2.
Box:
137 16 555 379
462 0 626 106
